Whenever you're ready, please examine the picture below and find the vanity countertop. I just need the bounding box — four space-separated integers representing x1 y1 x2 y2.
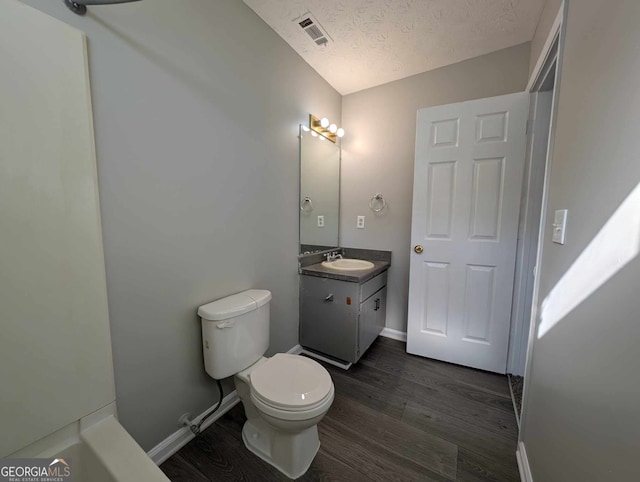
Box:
300 260 390 283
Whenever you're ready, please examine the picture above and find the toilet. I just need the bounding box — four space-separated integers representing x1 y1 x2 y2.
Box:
198 289 334 479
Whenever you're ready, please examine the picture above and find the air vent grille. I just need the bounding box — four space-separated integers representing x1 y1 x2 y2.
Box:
295 12 331 47
305 24 324 41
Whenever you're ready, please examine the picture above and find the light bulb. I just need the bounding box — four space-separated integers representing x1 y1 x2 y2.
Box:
318 135 325 141
329 124 337 134
337 128 345 138
301 125 310 132
311 131 318 137
320 117 329 128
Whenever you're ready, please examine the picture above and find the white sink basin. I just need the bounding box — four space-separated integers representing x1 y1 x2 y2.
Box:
321 258 375 271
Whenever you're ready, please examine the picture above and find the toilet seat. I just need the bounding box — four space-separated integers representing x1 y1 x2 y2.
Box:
249 354 333 418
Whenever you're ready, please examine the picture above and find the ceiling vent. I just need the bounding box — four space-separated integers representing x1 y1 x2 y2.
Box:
296 12 331 46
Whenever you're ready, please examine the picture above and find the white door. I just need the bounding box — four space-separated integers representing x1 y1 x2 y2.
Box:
407 93 529 373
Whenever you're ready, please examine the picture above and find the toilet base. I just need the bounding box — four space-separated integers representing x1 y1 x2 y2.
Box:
241 418 320 480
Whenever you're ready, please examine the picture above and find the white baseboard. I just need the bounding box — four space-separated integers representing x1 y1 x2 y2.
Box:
287 344 303 355
380 327 407 342
299 348 352 370
516 441 533 482
148 390 240 466
148 344 304 466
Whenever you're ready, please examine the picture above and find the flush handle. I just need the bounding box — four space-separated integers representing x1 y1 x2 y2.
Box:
216 320 236 329
325 294 334 302
414 245 424 254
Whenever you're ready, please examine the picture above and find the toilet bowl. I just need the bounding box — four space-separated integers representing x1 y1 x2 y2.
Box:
235 354 334 478
198 290 334 479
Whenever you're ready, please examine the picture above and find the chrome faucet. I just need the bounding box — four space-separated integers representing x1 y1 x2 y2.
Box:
325 251 343 262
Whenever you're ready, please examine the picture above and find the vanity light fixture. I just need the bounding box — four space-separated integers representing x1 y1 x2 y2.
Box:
309 114 345 143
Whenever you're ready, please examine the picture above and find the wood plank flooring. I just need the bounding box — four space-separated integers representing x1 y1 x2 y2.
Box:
161 337 520 481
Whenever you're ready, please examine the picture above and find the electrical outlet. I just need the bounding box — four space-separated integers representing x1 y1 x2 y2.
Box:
357 216 365 229
317 215 324 227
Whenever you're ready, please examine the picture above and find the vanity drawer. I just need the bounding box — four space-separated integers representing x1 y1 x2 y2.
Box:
360 271 387 301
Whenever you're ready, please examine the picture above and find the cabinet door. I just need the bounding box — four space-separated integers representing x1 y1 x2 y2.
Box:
358 286 387 361
376 285 388 334
300 276 359 362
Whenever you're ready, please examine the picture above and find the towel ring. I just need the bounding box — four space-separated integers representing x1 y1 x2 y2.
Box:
369 193 387 213
300 196 313 213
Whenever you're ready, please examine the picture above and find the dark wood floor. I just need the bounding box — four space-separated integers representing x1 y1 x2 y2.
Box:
161 337 520 481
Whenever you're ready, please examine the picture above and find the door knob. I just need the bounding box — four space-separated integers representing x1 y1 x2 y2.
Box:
414 245 424 254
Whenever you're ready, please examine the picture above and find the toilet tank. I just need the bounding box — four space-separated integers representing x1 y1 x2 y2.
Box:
198 289 271 379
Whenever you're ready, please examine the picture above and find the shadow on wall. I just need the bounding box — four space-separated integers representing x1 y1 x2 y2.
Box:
538 182 640 338
87 7 288 144
88 13 234 124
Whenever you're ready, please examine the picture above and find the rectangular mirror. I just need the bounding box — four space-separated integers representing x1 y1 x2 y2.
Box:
299 125 340 254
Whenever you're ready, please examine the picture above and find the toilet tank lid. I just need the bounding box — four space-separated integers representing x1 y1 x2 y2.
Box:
198 289 272 321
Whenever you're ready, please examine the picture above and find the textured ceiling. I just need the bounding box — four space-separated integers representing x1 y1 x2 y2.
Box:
243 0 545 95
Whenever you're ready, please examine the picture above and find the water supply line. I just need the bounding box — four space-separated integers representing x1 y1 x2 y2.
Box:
64 0 142 16
179 378 224 436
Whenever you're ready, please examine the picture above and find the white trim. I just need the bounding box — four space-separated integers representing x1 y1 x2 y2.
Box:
299 348 352 370
147 390 240 466
380 327 407 342
516 441 534 482
508 88 555 376
526 2 564 92
287 344 303 355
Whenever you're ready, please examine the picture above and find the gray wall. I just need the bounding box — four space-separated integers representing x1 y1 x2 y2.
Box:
340 43 530 332
529 0 563 77
22 0 340 451
521 1 640 480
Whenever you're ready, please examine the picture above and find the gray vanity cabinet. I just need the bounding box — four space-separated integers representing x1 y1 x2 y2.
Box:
359 284 387 358
299 271 387 363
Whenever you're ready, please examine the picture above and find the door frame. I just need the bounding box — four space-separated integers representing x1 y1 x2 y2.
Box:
507 38 560 377
516 0 567 471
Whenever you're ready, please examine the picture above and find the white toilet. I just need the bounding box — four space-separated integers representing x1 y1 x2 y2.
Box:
198 289 334 479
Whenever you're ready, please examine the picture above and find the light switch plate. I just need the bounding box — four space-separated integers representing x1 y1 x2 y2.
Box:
552 209 568 244
357 216 365 229
317 215 324 227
